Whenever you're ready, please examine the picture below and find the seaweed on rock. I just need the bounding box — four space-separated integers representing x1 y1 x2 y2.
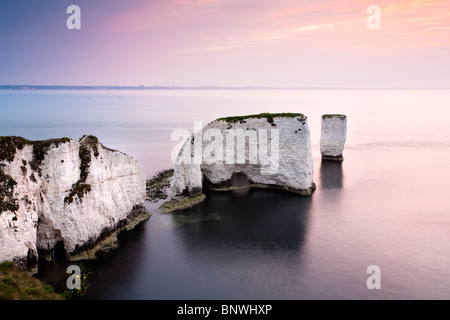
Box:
146 169 174 202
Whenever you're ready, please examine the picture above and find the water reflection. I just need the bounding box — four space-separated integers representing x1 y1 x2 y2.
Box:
320 160 344 189
82 190 313 299
37 219 150 298
82 221 150 299
171 188 312 252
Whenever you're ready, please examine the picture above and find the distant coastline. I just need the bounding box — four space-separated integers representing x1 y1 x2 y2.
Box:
0 85 448 91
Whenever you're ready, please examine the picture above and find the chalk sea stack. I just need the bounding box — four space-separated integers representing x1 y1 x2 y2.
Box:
0 135 149 267
320 114 347 161
164 113 316 213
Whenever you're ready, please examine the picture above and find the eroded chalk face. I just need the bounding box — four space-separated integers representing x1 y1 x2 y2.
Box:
0 136 149 267
173 124 280 173
320 114 347 161
170 113 315 199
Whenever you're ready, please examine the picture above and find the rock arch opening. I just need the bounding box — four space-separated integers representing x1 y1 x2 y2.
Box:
230 172 250 188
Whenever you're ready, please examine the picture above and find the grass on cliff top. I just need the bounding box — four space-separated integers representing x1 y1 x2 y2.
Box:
0 136 72 164
217 112 306 123
0 261 63 300
322 114 347 119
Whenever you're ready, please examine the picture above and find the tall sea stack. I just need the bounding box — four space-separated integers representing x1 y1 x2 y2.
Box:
320 114 347 161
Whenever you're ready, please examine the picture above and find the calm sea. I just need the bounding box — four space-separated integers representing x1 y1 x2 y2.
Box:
1 89 450 299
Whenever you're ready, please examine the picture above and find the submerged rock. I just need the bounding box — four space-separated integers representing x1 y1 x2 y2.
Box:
159 194 206 214
0 135 149 266
320 114 347 161
166 113 316 212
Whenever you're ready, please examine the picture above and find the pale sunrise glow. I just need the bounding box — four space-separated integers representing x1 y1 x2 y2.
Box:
0 0 449 87
297 24 336 32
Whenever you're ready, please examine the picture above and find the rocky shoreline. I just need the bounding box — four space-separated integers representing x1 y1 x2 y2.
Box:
0 113 347 266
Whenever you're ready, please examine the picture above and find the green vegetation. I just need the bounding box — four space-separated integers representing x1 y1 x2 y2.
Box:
79 135 100 157
62 268 90 300
0 134 103 207
64 135 100 204
0 138 28 212
64 183 92 205
0 136 28 163
20 160 27 176
0 261 63 300
29 173 37 183
29 138 72 175
217 112 306 125
0 169 19 213
78 144 92 182
146 169 174 203
322 114 346 119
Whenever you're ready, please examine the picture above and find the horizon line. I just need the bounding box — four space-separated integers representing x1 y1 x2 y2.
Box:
0 85 449 91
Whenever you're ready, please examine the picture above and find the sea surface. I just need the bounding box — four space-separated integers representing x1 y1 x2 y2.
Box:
1 89 450 299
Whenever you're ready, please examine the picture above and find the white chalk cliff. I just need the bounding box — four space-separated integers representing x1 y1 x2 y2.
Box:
171 113 315 203
0 136 148 266
320 114 347 160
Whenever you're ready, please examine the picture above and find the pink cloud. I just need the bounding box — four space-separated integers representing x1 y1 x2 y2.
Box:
60 0 450 86
103 0 450 53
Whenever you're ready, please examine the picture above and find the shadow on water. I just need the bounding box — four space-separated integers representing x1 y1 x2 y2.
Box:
81 220 150 299
320 159 344 189
39 191 313 299
37 218 150 298
171 188 312 253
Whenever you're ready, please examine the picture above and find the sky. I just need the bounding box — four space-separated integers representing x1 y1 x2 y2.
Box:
0 0 449 87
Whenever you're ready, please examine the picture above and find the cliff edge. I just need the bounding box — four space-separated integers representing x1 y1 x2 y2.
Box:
0 135 149 266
